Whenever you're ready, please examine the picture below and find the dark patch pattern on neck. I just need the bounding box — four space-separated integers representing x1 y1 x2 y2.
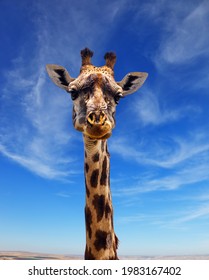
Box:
92 152 100 162
85 206 92 239
100 156 108 186
94 230 112 251
90 169 99 188
92 194 105 222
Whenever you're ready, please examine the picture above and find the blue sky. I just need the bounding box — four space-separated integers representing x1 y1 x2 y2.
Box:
1 0 209 256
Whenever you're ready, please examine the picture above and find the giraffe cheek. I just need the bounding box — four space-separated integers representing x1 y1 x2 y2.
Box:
73 117 86 132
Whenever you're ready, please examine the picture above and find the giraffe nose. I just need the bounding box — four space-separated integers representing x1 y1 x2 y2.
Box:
87 111 107 126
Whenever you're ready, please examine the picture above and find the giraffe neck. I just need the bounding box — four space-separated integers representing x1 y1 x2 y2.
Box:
83 135 118 260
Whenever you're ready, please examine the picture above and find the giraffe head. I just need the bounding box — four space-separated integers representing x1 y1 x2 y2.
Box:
46 48 148 139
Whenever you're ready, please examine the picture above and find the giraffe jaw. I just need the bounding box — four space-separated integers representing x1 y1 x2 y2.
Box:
84 125 113 140
84 131 112 140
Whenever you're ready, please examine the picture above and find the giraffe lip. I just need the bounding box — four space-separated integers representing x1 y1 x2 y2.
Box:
86 131 112 140
84 123 112 139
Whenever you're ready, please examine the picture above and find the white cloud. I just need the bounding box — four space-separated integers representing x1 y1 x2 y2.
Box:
1 0 128 179
0 62 77 180
56 192 71 198
111 131 209 169
133 89 189 126
175 204 209 224
117 214 146 224
156 1 209 65
113 166 209 196
0 143 72 180
147 136 209 168
111 131 209 196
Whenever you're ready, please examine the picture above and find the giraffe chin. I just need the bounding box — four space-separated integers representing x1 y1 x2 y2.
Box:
84 122 113 140
84 128 112 140
85 131 112 140
86 132 112 140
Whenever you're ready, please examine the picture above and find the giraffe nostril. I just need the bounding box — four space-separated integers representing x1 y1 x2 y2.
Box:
100 112 107 125
87 112 96 125
87 111 107 126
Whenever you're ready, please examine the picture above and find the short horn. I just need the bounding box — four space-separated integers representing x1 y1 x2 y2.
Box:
104 52 116 69
81 48 94 66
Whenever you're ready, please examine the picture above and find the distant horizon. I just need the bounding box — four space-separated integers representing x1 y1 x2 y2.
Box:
1 251 209 260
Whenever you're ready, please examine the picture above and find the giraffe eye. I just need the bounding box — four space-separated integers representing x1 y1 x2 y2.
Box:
70 89 79 101
114 92 123 104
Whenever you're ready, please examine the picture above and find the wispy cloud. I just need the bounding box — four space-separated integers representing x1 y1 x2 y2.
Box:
111 131 209 168
175 204 209 224
0 61 76 179
117 214 146 224
0 0 128 179
111 130 209 196
117 203 209 233
155 1 209 65
55 192 71 198
0 143 73 180
133 88 199 126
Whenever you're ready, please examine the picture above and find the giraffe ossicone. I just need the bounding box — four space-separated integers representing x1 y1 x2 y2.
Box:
46 48 148 259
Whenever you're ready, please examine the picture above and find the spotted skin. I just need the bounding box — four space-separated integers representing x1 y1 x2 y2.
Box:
84 136 118 259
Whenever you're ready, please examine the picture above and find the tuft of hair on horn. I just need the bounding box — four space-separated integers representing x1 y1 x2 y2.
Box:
81 48 94 66
104 52 116 69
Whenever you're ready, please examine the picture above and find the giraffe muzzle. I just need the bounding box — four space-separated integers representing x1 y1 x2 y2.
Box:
85 111 112 139
87 111 107 126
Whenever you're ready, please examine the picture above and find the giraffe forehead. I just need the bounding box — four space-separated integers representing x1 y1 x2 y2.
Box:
80 65 114 77
75 71 121 94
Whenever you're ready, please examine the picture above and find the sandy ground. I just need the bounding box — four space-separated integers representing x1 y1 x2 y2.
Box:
0 251 82 260
0 251 209 260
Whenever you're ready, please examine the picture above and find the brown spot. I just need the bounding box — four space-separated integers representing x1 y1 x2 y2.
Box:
90 169 99 188
100 156 108 186
85 206 92 239
94 230 112 251
105 202 111 219
85 179 90 198
92 194 105 222
85 163 89 173
85 246 95 260
92 152 99 162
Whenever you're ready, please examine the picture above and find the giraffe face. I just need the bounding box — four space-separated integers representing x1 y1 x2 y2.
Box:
69 70 122 139
46 48 148 140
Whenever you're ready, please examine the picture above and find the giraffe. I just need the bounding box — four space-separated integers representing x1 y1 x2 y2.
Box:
46 48 148 260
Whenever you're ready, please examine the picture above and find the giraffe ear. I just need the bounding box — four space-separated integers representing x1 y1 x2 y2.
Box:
117 72 148 96
46 64 75 91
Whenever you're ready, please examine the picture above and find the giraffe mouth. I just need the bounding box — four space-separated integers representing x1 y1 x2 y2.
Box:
85 124 112 139
85 131 112 140
84 111 113 139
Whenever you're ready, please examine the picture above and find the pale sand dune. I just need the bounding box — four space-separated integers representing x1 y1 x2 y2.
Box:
0 251 209 260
